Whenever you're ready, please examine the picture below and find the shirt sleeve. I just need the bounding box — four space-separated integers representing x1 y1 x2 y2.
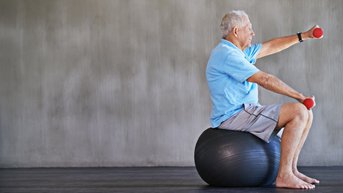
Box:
244 43 262 64
220 51 260 83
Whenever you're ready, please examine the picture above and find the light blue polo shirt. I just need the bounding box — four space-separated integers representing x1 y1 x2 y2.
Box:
206 39 262 128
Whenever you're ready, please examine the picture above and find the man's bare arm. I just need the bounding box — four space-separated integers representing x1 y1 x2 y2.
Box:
247 71 306 102
257 25 322 59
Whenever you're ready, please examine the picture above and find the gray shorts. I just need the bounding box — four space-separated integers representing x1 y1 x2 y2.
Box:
219 103 281 143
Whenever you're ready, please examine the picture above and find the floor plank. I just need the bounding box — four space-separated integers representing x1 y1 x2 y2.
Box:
0 167 342 193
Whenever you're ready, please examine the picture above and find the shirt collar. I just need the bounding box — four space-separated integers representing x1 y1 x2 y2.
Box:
220 39 248 59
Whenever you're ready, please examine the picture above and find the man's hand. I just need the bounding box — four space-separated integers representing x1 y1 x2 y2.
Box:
302 25 324 40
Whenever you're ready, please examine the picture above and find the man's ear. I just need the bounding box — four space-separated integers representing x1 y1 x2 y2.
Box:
233 27 239 37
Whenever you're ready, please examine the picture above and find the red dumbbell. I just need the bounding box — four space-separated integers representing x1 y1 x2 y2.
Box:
303 97 316 110
313 27 323 38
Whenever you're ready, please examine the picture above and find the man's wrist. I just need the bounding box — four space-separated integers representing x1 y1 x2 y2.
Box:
301 32 311 41
297 32 303 42
297 93 306 102
297 32 310 42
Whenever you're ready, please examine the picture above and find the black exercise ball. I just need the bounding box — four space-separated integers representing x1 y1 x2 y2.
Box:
194 128 281 187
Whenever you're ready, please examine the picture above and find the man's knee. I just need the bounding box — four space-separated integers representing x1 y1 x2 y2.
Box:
292 103 309 122
277 103 308 129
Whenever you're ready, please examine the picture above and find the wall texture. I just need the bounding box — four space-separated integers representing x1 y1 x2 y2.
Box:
0 0 342 167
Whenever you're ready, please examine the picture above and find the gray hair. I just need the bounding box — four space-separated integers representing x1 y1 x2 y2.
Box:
220 10 249 38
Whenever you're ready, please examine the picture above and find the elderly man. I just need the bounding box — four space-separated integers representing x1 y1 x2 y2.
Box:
206 10 322 189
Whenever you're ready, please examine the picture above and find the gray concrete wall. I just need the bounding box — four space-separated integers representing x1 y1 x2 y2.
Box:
0 0 342 167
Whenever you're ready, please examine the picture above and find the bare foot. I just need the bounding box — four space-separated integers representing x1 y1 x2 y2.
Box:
294 170 320 184
276 173 315 189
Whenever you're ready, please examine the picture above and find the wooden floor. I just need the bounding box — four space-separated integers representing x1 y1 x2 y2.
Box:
0 166 342 193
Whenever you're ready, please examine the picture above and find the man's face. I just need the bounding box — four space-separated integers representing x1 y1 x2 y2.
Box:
237 17 255 49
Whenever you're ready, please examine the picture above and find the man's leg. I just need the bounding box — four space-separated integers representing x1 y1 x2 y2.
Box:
292 110 320 184
275 103 315 189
